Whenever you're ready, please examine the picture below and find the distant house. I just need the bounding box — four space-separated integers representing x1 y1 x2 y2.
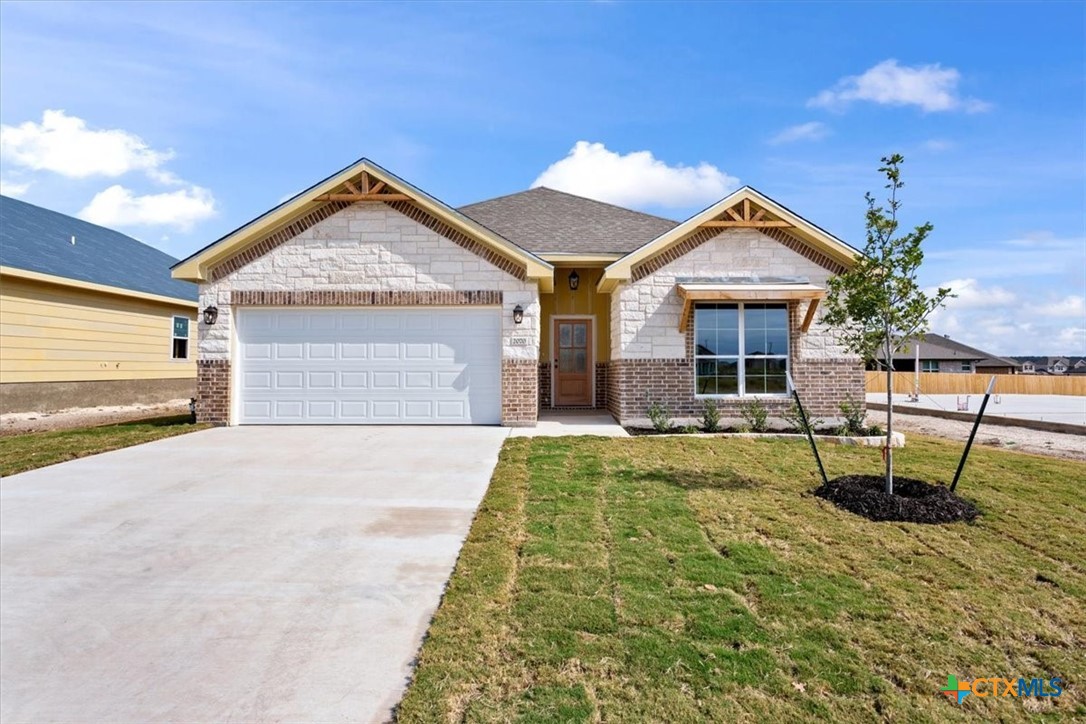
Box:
1021 361 1036 374
1046 357 1070 374
0 196 198 414
874 333 1021 375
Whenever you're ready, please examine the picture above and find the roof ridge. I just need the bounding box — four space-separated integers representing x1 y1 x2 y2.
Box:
460 186 679 225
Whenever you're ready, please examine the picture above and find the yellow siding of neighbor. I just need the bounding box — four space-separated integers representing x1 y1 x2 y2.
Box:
0 275 197 383
540 267 611 362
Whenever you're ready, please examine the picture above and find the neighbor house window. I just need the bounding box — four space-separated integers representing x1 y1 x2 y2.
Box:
960 361 972 372
921 360 939 372
172 316 190 360
694 303 788 396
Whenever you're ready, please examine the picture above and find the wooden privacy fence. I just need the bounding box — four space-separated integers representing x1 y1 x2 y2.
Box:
866 371 1086 396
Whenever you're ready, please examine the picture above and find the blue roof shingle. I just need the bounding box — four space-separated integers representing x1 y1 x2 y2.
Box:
0 195 197 302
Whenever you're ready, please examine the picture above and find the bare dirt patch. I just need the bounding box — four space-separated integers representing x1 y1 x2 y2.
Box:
1 399 191 436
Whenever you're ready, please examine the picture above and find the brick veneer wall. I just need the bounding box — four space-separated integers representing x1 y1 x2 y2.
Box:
503 359 539 426
196 360 230 425
538 362 552 409
595 362 609 409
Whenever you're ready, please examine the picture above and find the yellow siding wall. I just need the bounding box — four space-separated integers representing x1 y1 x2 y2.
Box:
0 274 197 383
539 267 611 362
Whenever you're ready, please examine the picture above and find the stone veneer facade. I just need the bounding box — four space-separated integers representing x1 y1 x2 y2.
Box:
195 202 539 426
608 228 863 425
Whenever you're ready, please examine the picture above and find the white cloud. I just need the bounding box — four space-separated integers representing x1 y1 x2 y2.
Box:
532 141 739 208
933 278 1016 309
921 139 955 152
0 178 31 197
78 185 216 231
768 122 829 145
0 110 176 180
808 60 990 113
1024 295 1086 318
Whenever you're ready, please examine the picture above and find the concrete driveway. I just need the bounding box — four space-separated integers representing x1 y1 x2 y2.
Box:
1 426 509 723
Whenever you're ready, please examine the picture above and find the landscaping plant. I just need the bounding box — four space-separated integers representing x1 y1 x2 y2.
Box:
823 155 952 495
701 399 722 433
781 400 824 436
646 400 672 433
738 398 769 433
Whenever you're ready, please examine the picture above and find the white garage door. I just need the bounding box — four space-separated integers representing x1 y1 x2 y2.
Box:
237 307 501 425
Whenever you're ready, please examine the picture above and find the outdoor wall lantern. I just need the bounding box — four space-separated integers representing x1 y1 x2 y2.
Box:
512 304 525 324
202 306 219 326
568 270 580 291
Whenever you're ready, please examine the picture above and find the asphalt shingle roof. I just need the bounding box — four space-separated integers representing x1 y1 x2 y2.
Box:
887 333 1019 368
0 195 196 301
459 187 678 254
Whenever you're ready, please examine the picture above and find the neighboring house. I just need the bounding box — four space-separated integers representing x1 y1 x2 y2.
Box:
1047 357 1070 374
171 158 863 427
0 196 198 414
876 333 1021 375
1021 361 1036 374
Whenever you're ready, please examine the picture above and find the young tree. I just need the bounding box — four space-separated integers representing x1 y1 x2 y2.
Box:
822 155 952 495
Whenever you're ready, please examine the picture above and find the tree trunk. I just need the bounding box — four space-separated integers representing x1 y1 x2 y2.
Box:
885 335 894 495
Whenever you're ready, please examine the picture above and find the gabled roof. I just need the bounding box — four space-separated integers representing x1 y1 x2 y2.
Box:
886 333 1019 368
172 158 553 286
0 195 196 303
459 187 678 255
599 187 861 291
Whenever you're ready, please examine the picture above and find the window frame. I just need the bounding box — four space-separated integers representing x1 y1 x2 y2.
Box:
920 359 939 373
171 315 190 361
693 302 790 398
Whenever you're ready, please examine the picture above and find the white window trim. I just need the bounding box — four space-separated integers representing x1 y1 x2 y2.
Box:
171 315 190 361
693 302 790 399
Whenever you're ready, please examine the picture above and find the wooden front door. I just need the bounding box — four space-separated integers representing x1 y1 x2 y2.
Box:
553 318 593 406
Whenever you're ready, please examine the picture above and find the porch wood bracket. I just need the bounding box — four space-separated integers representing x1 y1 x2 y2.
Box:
676 283 826 332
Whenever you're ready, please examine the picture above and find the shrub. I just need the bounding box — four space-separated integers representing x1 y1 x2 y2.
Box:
781 400 824 436
739 399 769 433
681 424 701 435
701 399 722 433
646 400 672 433
838 395 877 436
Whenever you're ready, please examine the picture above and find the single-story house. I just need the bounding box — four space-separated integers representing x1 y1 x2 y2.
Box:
0 196 198 414
876 333 1021 375
171 158 863 427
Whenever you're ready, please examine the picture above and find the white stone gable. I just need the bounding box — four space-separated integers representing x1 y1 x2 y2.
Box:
198 202 538 361
611 228 853 360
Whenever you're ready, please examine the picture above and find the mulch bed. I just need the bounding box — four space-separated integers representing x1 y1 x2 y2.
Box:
813 475 980 524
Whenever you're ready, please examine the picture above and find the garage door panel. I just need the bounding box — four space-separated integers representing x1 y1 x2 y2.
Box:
237 307 502 424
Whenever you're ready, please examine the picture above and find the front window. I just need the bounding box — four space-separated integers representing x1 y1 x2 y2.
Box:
172 316 190 360
694 303 788 396
921 360 939 372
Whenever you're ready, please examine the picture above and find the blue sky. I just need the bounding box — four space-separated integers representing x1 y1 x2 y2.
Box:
1 1 1083 354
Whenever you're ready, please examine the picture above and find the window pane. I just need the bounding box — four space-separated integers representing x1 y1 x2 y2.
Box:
765 375 788 394
697 359 719 377
717 329 739 355
573 324 587 347
559 349 575 372
744 358 767 376
745 327 767 355
746 375 766 395
765 329 788 356
172 338 188 360
698 376 718 395
717 375 739 395
745 305 766 331
765 358 788 374
560 324 572 347
716 306 739 329
573 349 587 373
695 307 718 331
696 330 717 355
764 305 788 329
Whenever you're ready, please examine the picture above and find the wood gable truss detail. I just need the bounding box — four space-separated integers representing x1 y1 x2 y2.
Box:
172 159 553 289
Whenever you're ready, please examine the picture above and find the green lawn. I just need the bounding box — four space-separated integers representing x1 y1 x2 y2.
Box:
0 415 210 477
398 435 1085 722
